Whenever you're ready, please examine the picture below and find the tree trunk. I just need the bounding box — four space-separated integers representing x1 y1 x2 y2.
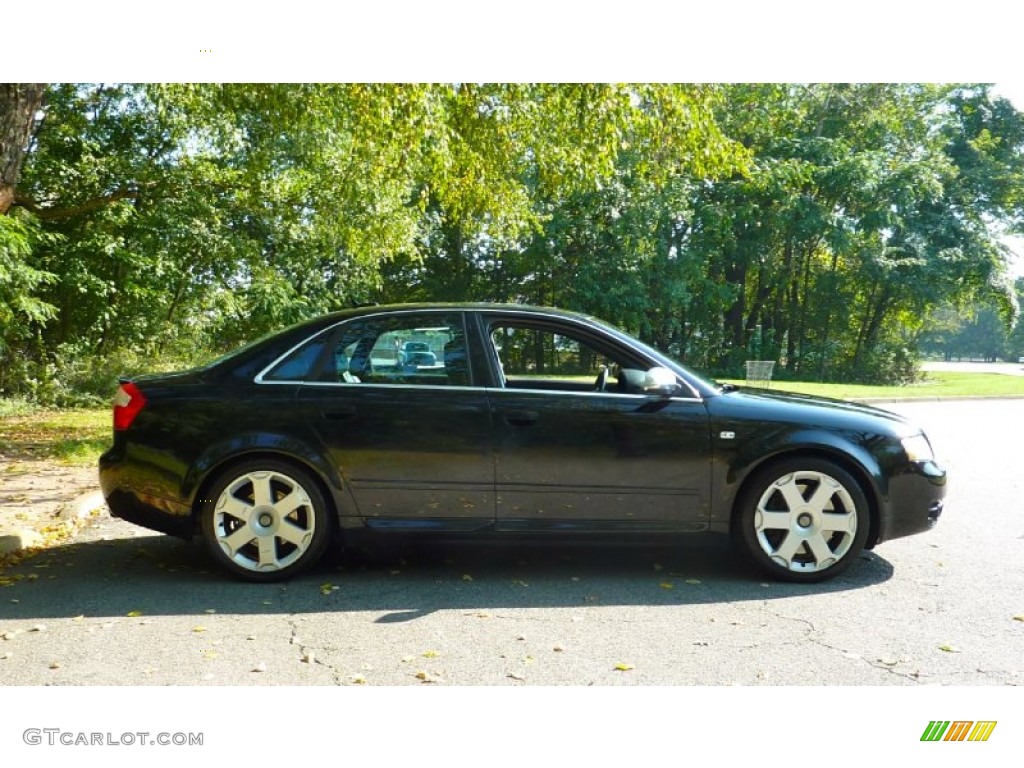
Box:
0 83 46 215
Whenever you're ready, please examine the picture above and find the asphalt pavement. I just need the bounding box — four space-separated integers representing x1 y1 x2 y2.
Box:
0 399 1021 686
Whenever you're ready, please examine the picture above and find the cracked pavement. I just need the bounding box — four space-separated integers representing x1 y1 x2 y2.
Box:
0 399 1021 685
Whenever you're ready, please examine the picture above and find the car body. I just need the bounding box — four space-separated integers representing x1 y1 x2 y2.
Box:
99 303 947 582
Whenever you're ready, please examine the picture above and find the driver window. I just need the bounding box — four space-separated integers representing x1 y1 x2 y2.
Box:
490 324 628 393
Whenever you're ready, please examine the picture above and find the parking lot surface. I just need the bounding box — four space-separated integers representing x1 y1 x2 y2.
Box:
0 399 1021 686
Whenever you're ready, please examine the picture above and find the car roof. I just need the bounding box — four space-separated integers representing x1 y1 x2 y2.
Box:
322 302 598 323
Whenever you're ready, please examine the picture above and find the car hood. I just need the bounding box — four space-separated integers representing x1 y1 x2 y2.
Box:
709 387 922 438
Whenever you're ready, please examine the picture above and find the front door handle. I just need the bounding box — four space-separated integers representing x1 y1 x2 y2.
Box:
503 409 539 427
323 406 357 421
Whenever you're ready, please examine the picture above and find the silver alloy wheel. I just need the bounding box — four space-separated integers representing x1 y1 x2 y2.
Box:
212 470 317 573
752 469 858 574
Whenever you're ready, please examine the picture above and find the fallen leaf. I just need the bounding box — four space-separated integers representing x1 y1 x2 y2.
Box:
1 652 12 660
553 645 565 652
614 663 635 671
350 675 366 684
30 624 46 632
938 645 961 653
71 615 84 623
1013 615 1024 622
523 656 535 665
685 579 702 585
302 652 315 664
507 672 525 681
878 658 898 666
461 574 473 582
659 582 674 590
49 661 60 670
319 583 333 596
204 609 216 614
126 610 142 617
422 650 440 658
192 626 207 633
252 661 267 672
401 655 415 663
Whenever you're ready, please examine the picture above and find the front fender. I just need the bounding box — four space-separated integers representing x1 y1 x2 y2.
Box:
709 425 891 534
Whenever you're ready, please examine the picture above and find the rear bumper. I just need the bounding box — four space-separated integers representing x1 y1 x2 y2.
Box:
99 449 193 539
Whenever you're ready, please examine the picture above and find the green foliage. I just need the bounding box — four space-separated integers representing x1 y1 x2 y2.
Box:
2 83 1023 398
0 210 57 353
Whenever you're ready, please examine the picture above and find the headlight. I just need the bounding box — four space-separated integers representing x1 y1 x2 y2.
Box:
901 434 934 462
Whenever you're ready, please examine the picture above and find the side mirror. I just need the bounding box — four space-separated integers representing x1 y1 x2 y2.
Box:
643 367 681 396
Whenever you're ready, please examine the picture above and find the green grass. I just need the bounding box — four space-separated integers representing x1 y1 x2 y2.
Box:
0 408 110 465
724 372 1024 400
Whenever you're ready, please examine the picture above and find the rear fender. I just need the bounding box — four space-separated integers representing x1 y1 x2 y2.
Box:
183 432 347 509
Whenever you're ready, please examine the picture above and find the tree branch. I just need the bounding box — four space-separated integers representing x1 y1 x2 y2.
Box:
13 183 157 220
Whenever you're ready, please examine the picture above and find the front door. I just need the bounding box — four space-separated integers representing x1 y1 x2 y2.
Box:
482 318 712 532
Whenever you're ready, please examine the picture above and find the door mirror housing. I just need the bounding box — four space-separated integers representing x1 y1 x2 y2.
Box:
643 367 681 396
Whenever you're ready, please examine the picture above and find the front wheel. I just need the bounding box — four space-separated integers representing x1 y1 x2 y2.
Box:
733 458 870 583
200 459 333 582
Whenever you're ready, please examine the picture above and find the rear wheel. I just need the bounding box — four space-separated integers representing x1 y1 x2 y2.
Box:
200 459 332 582
733 458 869 582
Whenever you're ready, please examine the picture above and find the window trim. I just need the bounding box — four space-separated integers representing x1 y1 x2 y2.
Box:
253 309 477 389
476 310 703 400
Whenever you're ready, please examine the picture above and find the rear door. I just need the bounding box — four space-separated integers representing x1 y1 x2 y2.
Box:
292 310 494 531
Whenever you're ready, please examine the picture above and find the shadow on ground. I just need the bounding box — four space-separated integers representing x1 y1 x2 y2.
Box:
0 521 895 622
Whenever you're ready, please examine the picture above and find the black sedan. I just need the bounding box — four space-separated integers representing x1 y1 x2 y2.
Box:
99 303 946 583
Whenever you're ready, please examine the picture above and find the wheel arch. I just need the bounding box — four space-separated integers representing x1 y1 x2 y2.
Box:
189 449 344 537
727 445 883 549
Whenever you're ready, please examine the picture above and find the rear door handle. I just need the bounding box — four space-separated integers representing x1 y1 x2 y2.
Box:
503 409 539 427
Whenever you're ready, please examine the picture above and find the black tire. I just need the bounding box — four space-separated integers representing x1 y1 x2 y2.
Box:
200 458 333 582
732 458 870 583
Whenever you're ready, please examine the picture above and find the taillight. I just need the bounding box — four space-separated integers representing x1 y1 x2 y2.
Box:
113 382 147 431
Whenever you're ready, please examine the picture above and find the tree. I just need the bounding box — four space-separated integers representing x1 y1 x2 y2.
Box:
0 83 45 215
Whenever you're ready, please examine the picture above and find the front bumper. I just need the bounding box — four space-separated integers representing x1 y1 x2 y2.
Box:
876 459 947 544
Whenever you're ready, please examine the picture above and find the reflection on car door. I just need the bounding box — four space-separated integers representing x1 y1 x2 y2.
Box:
295 311 494 531
484 318 712 532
